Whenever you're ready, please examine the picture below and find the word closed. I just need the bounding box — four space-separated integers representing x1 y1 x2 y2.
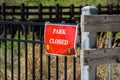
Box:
44 23 78 56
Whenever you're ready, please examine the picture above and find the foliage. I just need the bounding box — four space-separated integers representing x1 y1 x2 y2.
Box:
1 0 120 6
1 31 35 51
115 32 120 40
106 31 112 37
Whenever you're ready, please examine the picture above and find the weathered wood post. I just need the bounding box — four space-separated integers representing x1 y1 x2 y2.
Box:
81 6 98 80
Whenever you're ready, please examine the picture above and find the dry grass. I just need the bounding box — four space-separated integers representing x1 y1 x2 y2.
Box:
0 32 120 80
19 32 120 80
96 32 120 80
20 44 81 80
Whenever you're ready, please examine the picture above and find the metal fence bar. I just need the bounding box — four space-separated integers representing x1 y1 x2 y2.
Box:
73 56 76 80
18 25 21 80
56 56 59 80
48 55 51 80
4 24 7 80
0 21 79 80
0 21 44 26
0 3 120 24
40 44 43 80
11 25 14 80
64 56 67 80
32 26 35 80
25 26 28 80
0 38 43 44
39 26 43 80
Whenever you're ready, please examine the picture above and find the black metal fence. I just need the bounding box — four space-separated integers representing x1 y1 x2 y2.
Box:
0 3 120 23
1 3 120 80
0 21 80 80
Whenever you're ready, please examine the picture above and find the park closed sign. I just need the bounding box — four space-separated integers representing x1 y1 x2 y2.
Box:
44 23 78 56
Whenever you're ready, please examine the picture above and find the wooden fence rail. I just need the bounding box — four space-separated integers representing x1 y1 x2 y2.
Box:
81 15 120 66
81 15 120 32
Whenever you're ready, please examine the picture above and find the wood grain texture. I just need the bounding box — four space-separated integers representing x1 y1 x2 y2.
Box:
81 15 120 32
82 48 120 65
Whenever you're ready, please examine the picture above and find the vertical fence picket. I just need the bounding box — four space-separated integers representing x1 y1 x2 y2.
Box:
117 4 119 14
11 25 14 80
18 25 21 80
56 4 59 22
64 56 67 80
56 56 59 80
32 26 35 80
20 3 25 20
4 24 7 80
70 4 74 22
97 4 101 14
73 56 76 80
25 25 28 80
38 4 42 22
12 8 15 17
49 6 52 20
108 4 113 14
48 55 51 80
0 6 1 19
39 25 43 80
26 7 29 19
59 7 62 21
1 3 6 20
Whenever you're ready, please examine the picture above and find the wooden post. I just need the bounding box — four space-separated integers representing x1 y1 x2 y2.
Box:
81 6 98 80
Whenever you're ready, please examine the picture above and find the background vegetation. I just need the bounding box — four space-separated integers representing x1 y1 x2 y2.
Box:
0 0 120 6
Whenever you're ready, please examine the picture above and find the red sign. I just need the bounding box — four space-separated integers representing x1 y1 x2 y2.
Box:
44 23 78 56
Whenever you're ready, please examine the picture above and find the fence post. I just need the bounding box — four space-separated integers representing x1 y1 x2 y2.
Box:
49 6 52 20
1 3 6 20
81 6 98 80
117 4 119 14
38 4 42 22
70 4 74 21
56 4 59 22
97 4 101 14
20 3 25 20
108 4 113 15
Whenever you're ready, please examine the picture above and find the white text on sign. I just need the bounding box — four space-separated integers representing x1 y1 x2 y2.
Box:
49 38 68 45
53 28 66 34
49 28 68 45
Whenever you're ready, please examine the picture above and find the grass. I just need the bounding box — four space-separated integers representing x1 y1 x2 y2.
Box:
21 44 81 80
0 32 120 80
96 32 120 80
